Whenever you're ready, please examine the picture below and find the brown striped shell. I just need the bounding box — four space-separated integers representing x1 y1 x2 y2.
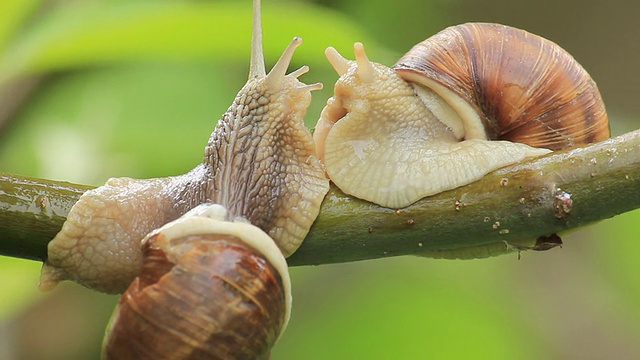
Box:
394 23 610 149
102 204 292 360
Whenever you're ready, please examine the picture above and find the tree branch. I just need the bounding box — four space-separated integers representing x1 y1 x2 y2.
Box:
1 129 639 265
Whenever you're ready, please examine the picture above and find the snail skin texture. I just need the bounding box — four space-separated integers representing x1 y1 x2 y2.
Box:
314 23 610 209
102 204 291 360
40 4 329 294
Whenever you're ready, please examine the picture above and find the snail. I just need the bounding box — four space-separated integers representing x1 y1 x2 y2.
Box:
39 0 329 294
314 23 610 209
42 0 323 357
102 203 291 360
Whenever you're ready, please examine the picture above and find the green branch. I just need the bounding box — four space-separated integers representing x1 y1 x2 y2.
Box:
1 129 639 265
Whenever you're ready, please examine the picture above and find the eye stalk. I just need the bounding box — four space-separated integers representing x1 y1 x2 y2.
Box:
325 47 349 76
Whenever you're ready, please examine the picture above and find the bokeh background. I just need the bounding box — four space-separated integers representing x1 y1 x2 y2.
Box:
1 0 639 359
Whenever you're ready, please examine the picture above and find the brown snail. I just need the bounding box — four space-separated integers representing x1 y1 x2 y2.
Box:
39 0 329 294
314 23 610 208
40 0 326 357
102 204 291 360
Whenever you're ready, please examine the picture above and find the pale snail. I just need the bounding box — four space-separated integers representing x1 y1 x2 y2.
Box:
39 0 329 295
42 0 327 357
314 23 610 209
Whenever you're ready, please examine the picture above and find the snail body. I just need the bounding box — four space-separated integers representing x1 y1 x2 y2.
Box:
39 0 329 294
314 23 609 208
102 204 291 360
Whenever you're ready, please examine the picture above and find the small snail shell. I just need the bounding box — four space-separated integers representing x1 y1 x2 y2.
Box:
39 0 329 294
102 204 291 360
314 23 610 209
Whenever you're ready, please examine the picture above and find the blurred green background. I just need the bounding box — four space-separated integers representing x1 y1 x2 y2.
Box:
1 0 639 359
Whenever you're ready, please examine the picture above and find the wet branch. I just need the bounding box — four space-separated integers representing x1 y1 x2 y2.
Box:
1 129 639 265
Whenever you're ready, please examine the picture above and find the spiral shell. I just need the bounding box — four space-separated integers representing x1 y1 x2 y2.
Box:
394 22 610 149
102 204 291 360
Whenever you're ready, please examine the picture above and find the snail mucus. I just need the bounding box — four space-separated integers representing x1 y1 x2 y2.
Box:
39 0 329 358
314 23 610 209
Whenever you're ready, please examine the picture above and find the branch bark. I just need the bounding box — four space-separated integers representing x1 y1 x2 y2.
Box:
1 129 639 265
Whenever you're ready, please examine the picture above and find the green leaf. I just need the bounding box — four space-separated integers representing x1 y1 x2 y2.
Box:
0 0 42 52
0 1 380 85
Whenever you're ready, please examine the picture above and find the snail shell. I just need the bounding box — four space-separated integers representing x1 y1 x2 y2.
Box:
394 23 609 149
314 23 610 208
102 204 291 360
